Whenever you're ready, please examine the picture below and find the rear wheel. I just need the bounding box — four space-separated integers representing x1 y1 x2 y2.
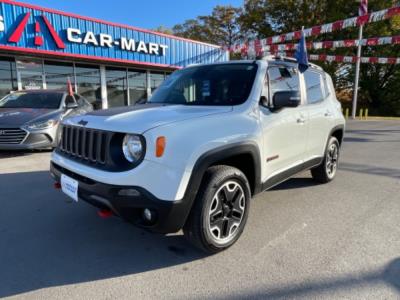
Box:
183 165 251 254
311 136 340 183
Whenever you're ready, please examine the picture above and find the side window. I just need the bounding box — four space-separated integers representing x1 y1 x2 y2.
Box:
267 66 300 103
304 71 325 104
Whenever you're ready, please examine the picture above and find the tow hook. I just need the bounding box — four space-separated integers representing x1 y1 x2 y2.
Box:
98 209 113 218
54 182 61 189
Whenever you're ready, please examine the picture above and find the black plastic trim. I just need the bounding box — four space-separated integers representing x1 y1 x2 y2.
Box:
329 124 345 145
51 162 191 233
175 142 262 229
262 157 323 191
56 126 146 172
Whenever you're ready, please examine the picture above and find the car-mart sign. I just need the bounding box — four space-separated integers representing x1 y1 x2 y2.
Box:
66 28 168 56
0 0 226 68
0 12 168 56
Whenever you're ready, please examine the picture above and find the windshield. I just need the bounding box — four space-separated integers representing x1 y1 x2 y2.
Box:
149 63 258 106
0 92 63 109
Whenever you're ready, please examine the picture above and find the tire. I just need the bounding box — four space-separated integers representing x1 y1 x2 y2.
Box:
311 136 340 183
183 165 251 254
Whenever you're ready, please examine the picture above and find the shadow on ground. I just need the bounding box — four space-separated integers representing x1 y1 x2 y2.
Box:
0 171 206 298
0 150 52 159
339 162 400 179
272 177 318 191
218 258 400 299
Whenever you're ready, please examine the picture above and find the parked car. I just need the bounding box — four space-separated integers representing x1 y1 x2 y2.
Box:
0 90 92 150
50 57 345 253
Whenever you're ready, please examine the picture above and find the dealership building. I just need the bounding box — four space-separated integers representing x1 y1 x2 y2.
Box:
0 0 228 108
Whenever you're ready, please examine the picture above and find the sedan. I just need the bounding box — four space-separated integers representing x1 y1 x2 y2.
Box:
0 90 93 150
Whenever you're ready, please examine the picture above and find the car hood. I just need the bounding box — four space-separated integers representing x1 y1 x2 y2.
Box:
63 103 233 133
0 108 60 127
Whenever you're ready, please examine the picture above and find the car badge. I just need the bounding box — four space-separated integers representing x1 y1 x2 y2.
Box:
78 120 88 126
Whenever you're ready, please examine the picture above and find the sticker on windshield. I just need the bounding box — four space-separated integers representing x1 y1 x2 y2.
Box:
202 80 210 97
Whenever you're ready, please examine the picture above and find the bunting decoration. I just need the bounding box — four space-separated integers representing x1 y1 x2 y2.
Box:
230 6 400 54
306 54 400 64
258 35 400 53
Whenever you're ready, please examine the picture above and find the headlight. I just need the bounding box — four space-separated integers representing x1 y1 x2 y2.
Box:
122 134 144 163
25 119 58 131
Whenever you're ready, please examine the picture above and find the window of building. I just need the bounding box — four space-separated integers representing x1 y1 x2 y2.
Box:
304 71 325 104
150 72 165 94
0 57 17 98
75 64 101 104
44 61 74 91
267 66 300 104
17 59 44 90
128 69 147 105
106 67 128 108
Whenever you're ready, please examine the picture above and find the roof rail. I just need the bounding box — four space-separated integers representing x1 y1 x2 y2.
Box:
260 54 323 70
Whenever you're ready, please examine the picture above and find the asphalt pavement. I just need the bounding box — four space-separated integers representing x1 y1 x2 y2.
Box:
0 120 399 299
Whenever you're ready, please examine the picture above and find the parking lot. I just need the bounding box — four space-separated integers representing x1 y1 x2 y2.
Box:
0 120 399 299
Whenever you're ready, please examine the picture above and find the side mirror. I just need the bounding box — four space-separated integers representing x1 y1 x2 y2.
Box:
65 102 78 109
273 91 301 109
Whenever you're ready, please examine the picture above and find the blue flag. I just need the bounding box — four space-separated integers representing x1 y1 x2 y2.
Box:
294 29 309 73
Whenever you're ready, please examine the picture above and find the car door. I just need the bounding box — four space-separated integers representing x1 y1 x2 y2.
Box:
260 64 309 184
303 70 334 160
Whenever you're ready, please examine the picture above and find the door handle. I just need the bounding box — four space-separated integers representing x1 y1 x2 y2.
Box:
325 110 333 117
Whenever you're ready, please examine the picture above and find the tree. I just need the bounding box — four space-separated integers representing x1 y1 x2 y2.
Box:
170 0 400 116
153 26 173 35
253 0 400 116
172 5 242 48
238 0 274 40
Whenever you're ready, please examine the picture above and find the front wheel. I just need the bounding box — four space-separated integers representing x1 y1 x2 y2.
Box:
183 165 251 254
311 136 340 183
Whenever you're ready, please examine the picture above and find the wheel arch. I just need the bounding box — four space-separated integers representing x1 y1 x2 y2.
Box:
330 125 345 146
179 142 262 228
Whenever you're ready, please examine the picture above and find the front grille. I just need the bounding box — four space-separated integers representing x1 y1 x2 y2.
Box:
58 125 110 165
0 128 27 144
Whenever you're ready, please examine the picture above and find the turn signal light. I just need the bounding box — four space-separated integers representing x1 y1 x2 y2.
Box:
156 136 166 157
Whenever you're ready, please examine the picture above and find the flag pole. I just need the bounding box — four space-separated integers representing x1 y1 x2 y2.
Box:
352 24 363 119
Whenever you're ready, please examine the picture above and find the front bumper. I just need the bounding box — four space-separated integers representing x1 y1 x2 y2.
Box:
50 162 191 233
0 128 57 150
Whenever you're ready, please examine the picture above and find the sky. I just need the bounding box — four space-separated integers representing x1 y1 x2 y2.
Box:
23 0 244 30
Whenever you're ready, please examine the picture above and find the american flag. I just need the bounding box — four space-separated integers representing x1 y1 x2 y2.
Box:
359 0 368 16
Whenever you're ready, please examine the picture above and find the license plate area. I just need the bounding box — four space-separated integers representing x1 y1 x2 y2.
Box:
61 174 79 202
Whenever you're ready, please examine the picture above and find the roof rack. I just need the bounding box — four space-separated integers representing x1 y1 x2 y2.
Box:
259 54 323 71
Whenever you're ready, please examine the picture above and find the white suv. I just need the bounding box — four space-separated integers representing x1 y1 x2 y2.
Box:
50 58 345 253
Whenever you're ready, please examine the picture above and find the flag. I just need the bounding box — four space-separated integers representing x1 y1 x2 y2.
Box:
294 28 309 73
67 77 74 96
359 0 368 16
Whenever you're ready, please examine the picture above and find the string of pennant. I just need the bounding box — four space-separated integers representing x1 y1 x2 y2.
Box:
228 5 400 55
249 35 400 53
298 54 400 64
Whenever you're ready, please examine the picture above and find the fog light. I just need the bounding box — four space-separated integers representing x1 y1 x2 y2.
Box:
118 189 141 197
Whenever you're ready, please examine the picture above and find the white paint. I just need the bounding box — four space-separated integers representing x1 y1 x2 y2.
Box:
136 41 148 53
99 33 113 48
0 16 4 32
67 28 82 43
82 31 98 46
